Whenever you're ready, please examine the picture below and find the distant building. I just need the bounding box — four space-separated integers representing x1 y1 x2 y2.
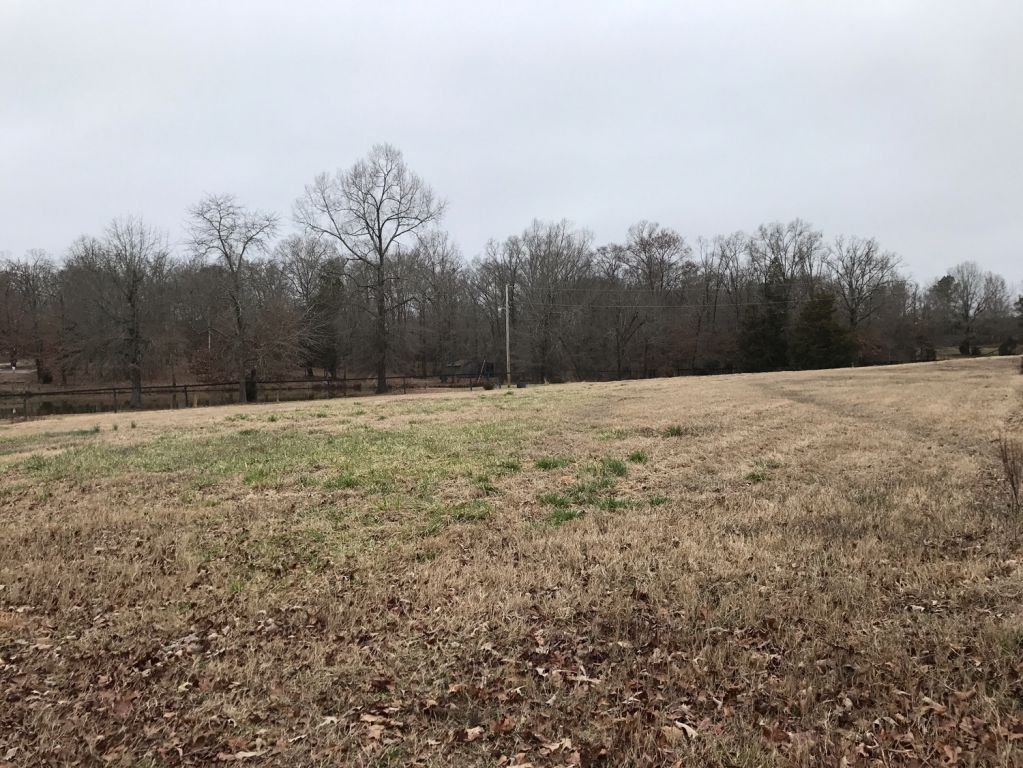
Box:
440 359 495 383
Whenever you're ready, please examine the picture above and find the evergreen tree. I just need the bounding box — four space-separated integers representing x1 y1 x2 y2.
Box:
791 291 856 369
739 258 788 371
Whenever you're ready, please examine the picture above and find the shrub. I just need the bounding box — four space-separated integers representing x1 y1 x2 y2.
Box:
481 379 496 390
998 337 1018 356
627 450 648 463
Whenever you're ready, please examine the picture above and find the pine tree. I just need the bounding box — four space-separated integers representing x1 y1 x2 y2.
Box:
790 292 856 370
739 258 789 371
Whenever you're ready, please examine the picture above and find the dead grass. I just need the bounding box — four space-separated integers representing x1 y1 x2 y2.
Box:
2 358 1023 766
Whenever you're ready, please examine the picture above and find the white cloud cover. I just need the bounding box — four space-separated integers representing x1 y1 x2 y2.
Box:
2 0 1020 284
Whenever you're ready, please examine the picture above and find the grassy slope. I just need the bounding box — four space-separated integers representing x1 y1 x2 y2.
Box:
1 359 1022 766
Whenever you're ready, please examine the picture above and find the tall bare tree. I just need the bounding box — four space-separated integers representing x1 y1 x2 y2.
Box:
2 252 58 381
296 143 445 392
188 194 278 402
66 217 169 406
947 261 1008 343
827 235 900 328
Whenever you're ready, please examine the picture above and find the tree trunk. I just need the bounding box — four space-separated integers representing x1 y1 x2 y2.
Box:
129 364 143 408
375 279 388 394
231 288 248 404
238 358 248 404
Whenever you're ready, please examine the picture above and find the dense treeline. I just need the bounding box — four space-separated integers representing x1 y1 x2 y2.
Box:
2 144 1021 402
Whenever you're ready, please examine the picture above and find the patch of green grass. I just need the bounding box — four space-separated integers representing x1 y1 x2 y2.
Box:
598 427 631 440
16 421 518 489
449 500 492 523
21 455 47 473
535 457 570 470
627 450 648 463
497 458 522 473
243 466 276 486
600 457 627 477
547 507 583 526
267 414 279 423
567 475 615 502
323 472 359 490
664 424 699 438
472 473 498 495
424 499 493 534
538 492 570 509
743 458 780 485
649 495 670 506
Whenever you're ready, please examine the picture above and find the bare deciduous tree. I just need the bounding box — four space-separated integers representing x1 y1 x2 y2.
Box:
2 252 58 381
827 235 900 328
296 143 445 393
946 261 1010 344
66 217 169 406
188 194 278 402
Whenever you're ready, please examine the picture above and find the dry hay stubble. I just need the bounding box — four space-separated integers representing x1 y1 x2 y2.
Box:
1 357 1022 766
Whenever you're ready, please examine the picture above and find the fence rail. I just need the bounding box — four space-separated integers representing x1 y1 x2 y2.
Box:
0 374 492 422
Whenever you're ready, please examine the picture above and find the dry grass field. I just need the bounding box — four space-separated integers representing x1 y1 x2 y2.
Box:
2 358 1022 767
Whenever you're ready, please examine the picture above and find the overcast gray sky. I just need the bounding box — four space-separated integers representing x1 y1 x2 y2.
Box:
2 1 1021 285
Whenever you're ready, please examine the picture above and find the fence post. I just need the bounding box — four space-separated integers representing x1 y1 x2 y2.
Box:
23 394 29 422
113 388 118 413
183 385 189 407
403 377 407 394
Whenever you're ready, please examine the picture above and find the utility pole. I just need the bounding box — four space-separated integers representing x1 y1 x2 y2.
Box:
505 283 512 387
